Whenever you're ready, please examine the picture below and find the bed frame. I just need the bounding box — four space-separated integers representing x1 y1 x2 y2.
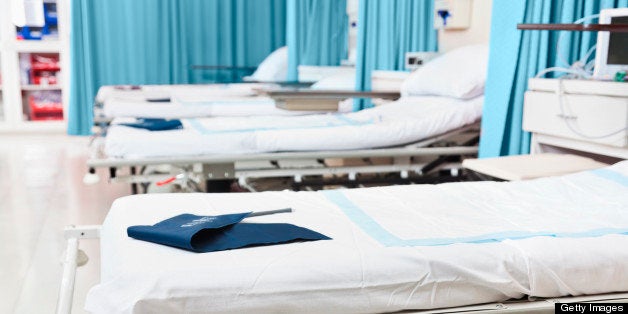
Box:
55 224 628 314
85 122 480 193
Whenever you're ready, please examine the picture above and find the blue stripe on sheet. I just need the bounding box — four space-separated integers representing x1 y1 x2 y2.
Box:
187 115 374 135
591 168 628 187
320 189 628 247
322 189 401 247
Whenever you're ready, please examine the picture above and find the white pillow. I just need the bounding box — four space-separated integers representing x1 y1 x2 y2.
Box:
400 44 489 99
310 70 356 90
247 46 288 82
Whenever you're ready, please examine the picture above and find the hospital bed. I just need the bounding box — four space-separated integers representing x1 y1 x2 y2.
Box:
86 95 483 192
87 45 491 192
93 84 399 123
58 161 628 313
93 83 288 122
92 46 369 123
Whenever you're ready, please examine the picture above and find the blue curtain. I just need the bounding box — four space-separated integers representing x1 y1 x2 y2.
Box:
479 0 627 157
354 0 438 111
286 0 348 82
68 0 286 135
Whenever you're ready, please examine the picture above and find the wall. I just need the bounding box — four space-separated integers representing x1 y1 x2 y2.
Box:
438 0 493 52
346 0 359 64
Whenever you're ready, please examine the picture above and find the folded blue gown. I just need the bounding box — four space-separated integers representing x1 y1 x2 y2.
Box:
119 118 183 131
127 212 330 253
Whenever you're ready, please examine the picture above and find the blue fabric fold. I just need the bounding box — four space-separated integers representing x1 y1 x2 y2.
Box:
119 118 183 131
127 213 330 253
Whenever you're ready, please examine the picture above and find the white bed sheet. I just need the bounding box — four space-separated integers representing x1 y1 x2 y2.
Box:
103 96 483 158
85 162 628 313
97 84 353 118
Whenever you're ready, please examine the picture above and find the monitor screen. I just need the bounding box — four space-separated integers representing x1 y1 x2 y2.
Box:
607 16 628 65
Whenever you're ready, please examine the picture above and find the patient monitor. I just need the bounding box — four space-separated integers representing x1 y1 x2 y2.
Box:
593 8 628 80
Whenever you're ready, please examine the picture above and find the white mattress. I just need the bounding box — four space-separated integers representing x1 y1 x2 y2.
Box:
103 96 483 158
97 84 353 118
85 161 628 313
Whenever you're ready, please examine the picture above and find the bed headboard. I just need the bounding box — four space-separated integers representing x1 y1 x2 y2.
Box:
438 0 493 53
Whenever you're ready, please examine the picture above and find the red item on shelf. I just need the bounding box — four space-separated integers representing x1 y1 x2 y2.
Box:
28 94 63 121
31 54 60 70
29 54 61 86
32 72 58 85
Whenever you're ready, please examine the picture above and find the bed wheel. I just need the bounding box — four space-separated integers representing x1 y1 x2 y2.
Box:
82 173 100 185
205 179 233 193
76 249 89 267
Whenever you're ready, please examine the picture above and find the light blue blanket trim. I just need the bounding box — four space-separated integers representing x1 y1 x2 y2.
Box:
321 189 628 247
591 168 628 187
188 115 373 135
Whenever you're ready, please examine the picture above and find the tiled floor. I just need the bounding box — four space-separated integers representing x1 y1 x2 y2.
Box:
0 134 130 314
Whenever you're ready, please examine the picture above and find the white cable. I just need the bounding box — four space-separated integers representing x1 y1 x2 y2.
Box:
535 66 592 79
555 14 600 68
584 59 596 72
556 78 628 139
547 14 600 77
580 45 597 65
573 14 600 25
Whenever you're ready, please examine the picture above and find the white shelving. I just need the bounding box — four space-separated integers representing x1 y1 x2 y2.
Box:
11 40 63 52
0 0 70 132
21 84 62 91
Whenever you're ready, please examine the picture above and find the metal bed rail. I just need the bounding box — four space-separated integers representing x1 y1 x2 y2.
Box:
88 145 478 168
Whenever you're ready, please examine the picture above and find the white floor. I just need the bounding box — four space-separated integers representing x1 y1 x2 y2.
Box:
0 134 130 314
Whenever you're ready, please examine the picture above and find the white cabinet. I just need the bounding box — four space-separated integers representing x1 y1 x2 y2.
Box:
0 0 70 132
523 78 628 159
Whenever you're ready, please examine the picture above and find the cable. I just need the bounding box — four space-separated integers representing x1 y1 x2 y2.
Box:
554 14 600 68
539 14 600 79
581 45 597 65
535 66 592 79
555 78 628 139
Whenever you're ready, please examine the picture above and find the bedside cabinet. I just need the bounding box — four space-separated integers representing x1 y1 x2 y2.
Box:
523 78 628 159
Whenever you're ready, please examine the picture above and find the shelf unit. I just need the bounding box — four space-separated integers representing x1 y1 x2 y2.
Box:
0 0 70 132
21 84 63 91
